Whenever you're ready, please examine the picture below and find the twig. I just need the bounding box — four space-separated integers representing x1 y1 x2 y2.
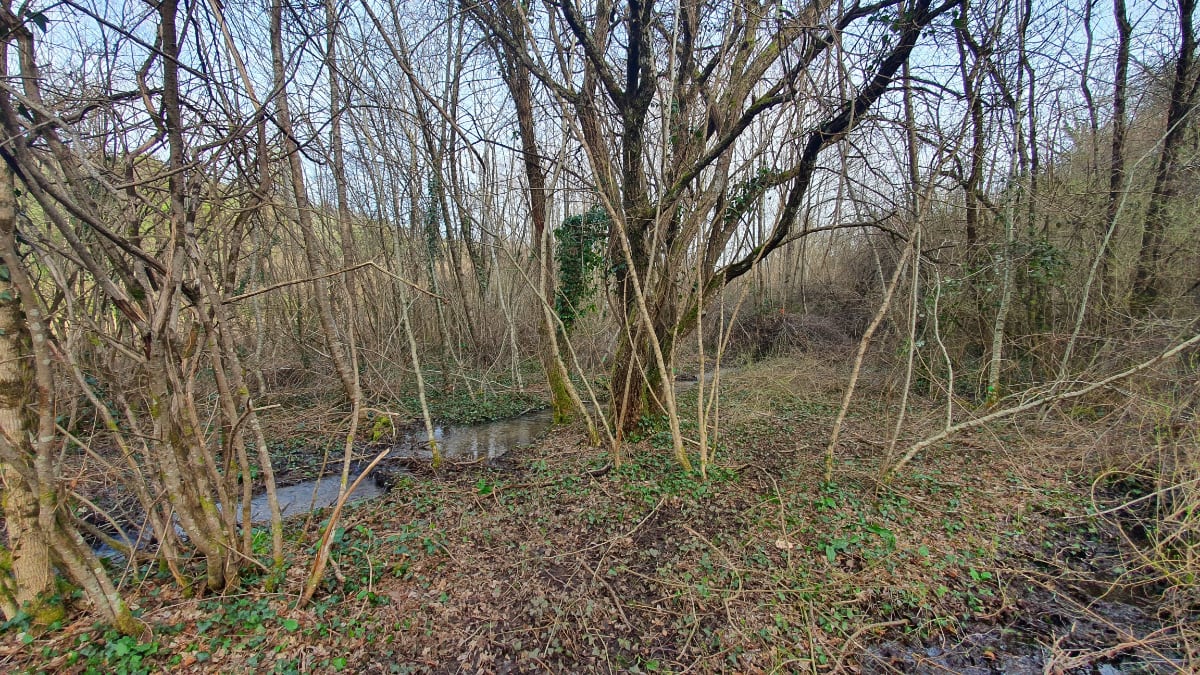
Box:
825 240 915 482
828 619 910 674
1046 631 1177 672
549 497 666 560
887 333 1200 479
223 260 443 304
223 261 377 304
361 261 446 301
298 445 393 607
1080 472 1200 519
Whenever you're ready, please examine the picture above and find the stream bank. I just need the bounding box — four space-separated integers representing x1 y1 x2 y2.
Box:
7 357 1195 673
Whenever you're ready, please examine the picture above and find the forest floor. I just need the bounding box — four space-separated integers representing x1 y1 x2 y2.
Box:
2 355 1196 673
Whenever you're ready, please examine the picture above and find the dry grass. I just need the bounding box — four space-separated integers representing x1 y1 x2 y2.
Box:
3 354 1196 673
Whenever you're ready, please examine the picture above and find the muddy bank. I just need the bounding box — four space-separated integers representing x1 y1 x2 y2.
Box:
862 490 1190 674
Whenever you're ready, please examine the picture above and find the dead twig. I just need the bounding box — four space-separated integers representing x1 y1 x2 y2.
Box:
888 332 1200 479
827 619 910 674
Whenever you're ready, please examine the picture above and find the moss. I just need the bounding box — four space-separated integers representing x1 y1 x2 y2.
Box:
0 373 30 409
547 363 574 425
369 414 393 442
0 547 15 611
30 598 65 628
111 602 142 637
430 440 443 469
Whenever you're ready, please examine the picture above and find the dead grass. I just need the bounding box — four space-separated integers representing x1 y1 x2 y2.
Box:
2 354 1195 673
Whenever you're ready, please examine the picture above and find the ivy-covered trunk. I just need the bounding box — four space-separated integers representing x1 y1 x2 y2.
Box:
0 464 55 626
608 295 680 438
0 142 56 624
481 5 579 425
540 225 575 425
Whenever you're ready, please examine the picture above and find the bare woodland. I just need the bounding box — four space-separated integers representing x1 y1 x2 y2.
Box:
0 0 1197 671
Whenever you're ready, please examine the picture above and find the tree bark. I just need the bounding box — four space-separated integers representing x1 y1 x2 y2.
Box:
1132 0 1198 314
0 158 55 621
503 9 575 422
0 159 134 632
1102 0 1131 293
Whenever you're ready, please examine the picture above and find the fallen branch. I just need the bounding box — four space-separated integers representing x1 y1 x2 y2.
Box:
1046 635 1170 673
829 619 910 674
297 444 393 607
886 332 1200 480
361 261 446 301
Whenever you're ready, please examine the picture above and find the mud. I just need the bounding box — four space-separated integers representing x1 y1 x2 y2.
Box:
861 493 1191 674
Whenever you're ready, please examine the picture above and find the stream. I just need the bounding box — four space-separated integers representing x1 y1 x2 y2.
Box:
248 408 555 520
94 372 727 556
91 409 555 558
253 372 726 521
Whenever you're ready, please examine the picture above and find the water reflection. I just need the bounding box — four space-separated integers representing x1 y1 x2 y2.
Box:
246 408 554 522
398 409 554 462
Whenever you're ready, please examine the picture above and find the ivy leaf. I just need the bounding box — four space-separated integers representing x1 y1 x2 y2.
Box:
865 523 897 550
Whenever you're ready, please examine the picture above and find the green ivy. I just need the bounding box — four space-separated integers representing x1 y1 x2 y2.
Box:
553 206 609 331
724 166 780 222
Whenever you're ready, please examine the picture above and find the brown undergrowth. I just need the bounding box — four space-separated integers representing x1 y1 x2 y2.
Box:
1 356 1195 673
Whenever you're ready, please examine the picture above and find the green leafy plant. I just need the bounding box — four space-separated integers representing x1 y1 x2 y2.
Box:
553 206 609 330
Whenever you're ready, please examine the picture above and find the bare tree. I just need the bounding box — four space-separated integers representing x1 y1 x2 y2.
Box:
1101 0 1131 290
473 0 961 454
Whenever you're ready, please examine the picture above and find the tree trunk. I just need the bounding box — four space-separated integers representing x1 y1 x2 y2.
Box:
1132 0 1197 314
477 0 577 421
0 469 54 624
0 147 53 622
271 0 359 403
1102 0 1131 290
0 158 134 631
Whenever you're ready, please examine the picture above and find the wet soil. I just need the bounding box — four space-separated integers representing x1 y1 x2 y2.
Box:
7 357 1196 673
861 512 1185 674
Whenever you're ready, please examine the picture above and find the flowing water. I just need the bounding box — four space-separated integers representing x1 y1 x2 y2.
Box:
244 408 555 520
391 408 555 462
92 409 556 559
241 374 736 522
92 374 739 557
